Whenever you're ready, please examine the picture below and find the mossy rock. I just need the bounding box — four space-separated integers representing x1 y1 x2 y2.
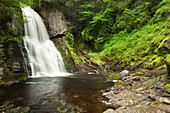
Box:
164 84 170 91
166 54 170 62
114 80 123 89
131 71 145 76
143 57 162 69
51 98 84 113
107 72 121 80
0 80 5 85
144 77 160 88
150 57 162 68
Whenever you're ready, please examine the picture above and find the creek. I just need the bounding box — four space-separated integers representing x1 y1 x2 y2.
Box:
0 73 114 113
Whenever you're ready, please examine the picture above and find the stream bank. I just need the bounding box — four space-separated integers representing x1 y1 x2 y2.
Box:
103 67 170 113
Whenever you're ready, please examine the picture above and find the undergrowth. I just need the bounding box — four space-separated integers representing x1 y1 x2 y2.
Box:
88 0 170 68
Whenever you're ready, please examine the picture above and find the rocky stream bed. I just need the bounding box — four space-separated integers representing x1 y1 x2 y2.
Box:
103 68 170 113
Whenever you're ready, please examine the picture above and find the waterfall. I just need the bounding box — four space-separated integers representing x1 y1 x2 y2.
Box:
22 6 67 77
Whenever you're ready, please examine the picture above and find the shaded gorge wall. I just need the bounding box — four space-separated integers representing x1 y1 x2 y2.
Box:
35 0 104 74
0 7 28 84
35 2 77 72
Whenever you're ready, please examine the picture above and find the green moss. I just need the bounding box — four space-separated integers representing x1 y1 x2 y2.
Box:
17 77 27 81
166 54 170 62
144 77 159 88
52 98 84 113
164 84 170 91
150 57 162 67
0 80 5 85
114 80 123 89
112 74 121 80
107 72 120 80
70 48 86 65
88 53 105 65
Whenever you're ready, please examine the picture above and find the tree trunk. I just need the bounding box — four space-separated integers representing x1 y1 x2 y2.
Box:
38 0 41 9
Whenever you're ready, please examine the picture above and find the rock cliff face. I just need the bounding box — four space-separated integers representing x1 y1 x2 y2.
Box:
38 7 77 72
0 41 27 85
39 9 67 38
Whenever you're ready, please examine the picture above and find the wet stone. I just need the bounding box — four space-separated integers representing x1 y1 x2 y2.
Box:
120 70 130 79
103 109 115 113
158 103 170 112
104 101 121 109
158 97 170 104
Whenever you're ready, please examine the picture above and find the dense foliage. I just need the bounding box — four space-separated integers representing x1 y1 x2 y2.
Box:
0 0 34 66
53 0 170 69
86 0 170 68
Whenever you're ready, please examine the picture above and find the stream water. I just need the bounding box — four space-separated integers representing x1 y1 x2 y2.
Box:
0 73 114 113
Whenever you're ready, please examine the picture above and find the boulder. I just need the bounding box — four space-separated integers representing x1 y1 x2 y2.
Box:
120 70 130 79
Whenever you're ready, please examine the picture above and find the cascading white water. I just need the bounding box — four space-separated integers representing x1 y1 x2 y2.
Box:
22 6 67 77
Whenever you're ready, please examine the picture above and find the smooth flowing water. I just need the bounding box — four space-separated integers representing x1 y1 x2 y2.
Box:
22 6 66 77
0 74 114 113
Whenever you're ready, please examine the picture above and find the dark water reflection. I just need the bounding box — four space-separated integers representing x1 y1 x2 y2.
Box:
0 73 114 113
